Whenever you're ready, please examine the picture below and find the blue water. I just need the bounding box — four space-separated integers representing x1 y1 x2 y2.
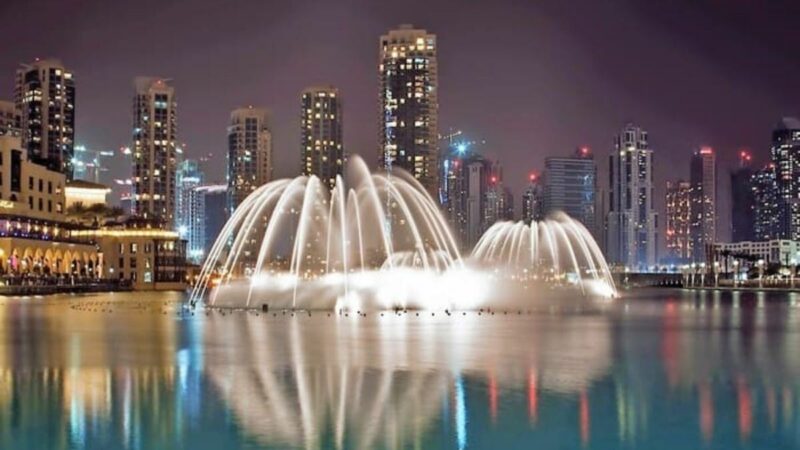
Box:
0 289 799 449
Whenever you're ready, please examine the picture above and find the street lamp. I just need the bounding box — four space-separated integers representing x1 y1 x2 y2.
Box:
758 259 765 288
732 260 740 287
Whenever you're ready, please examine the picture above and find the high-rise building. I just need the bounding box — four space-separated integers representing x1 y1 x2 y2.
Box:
379 25 439 195
543 147 597 234
521 173 544 224
196 184 227 258
440 142 490 249
730 150 755 242
665 180 691 260
753 164 780 241
227 106 272 213
131 77 178 227
15 59 75 179
176 159 204 260
483 161 512 228
606 123 658 269
0 100 21 137
689 147 716 262
771 117 800 240
301 86 343 190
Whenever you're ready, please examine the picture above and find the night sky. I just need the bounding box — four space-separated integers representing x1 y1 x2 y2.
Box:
1 0 799 242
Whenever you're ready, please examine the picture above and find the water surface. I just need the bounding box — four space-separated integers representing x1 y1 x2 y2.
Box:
0 289 798 449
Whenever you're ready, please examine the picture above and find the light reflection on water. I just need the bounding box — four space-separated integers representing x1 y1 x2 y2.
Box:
0 289 798 449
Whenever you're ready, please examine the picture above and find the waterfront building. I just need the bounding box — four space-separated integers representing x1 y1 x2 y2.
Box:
690 147 716 262
521 173 544 224
72 218 186 290
730 151 755 242
301 86 343 190
0 135 98 275
665 180 691 260
543 147 596 234
771 117 800 240
753 164 781 241
713 239 800 268
379 25 439 195
606 123 658 269
131 77 177 227
227 106 271 213
0 100 21 137
15 59 76 179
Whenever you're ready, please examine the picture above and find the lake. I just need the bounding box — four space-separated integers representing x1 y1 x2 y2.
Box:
0 288 798 449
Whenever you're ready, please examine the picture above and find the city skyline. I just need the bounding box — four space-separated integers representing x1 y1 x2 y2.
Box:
1 1 799 243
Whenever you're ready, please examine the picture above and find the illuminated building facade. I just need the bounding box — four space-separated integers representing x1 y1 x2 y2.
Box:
665 180 691 260
543 147 597 235
132 77 177 227
0 100 21 137
730 150 755 242
14 59 75 179
606 123 657 269
0 135 98 275
689 147 716 262
521 173 544 224
379 25 439 195
483 161 513 229
72 219 186 290
227 106 271 213
771 117 800 240
752 164 780 241
193 184 227 261
301 86 343 190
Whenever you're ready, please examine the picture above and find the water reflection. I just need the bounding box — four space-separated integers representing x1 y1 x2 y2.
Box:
0 290 797 448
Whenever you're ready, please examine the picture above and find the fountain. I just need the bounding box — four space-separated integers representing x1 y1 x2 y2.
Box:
471 215 616 298
191 159 615 310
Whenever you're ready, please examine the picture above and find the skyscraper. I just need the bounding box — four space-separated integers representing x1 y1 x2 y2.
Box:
227 106 272 213
176 159 204 257
521 173 544 224
132 77 177 227
665 180 691 260
379 25 439 195
15 59 75 179
771 117 800 240
730 150 755 242
0 100 20 137
689 147 716 262
753 164 780 241
301 86 344 190
439 141 490 249
197 184 227 258
543 147 597 234
483 161 513 228
606 123 657 269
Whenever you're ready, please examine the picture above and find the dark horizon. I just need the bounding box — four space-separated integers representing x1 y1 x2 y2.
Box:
2 0 799 242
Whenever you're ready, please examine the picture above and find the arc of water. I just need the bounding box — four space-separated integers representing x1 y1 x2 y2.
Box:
551 222 585 294
245 183 301 307
191 181 277 302
351 158 395 268
348 189 366 272
290 176 325 308
541 221 560 278
373 175 432 271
